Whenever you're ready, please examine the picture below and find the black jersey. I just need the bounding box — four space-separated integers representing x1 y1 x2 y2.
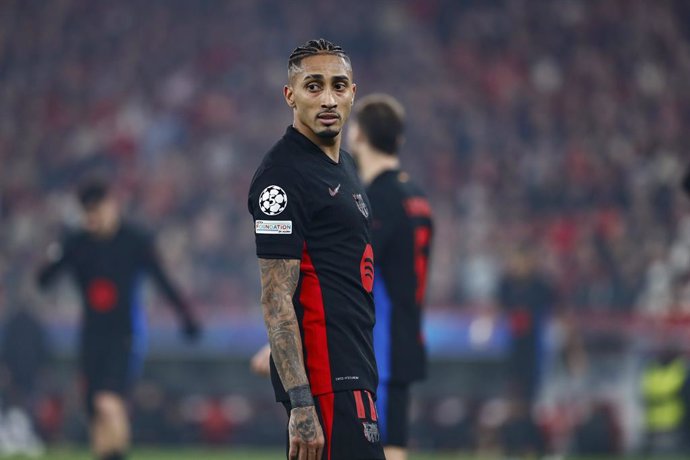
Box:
367 170 433 384
248 126 378 401
37 223 191 342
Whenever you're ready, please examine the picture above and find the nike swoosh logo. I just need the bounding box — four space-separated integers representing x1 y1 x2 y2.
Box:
328 184 341 197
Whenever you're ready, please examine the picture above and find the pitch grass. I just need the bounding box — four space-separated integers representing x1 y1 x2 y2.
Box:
13 449 690 460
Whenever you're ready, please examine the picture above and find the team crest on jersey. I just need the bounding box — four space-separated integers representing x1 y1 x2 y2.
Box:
362 422 380 443
353 193 369 218
259 185 288 216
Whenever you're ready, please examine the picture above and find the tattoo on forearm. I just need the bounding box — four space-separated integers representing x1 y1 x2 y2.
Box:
258 259 308 391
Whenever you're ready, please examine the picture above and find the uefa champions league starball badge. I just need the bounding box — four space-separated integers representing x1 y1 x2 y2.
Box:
259 185 288 216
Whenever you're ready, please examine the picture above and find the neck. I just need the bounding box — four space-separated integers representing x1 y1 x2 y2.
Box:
94 220 121 240
293 122 341 162
359 148 400 185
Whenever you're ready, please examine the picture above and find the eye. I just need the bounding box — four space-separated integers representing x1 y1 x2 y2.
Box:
306 82 321 92
334 82 347 91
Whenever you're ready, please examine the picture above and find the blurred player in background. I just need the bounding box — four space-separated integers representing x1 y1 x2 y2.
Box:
684 165 690 197
248 39 384 460
36 179 201 460
348 94 433 460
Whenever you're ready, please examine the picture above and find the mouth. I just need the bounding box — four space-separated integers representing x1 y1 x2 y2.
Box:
317 112 340 127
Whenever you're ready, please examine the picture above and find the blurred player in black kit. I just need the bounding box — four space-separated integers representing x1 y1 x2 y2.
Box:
347 94 434 460
36 179 201 460
248 39 384 460
684 164 690 197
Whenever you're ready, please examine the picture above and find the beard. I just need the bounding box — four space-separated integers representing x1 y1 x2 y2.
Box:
315 126 340 140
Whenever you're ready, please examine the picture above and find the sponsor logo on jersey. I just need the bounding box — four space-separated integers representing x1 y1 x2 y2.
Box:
360 244 374 293
255 220 293 235
328 183 341 197
353 193 369 218
259 185 288 216
362 422 380 443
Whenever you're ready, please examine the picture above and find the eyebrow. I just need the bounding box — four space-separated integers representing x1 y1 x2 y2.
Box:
302 73 350 82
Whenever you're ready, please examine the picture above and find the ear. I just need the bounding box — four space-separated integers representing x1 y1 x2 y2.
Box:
351 83 357 105
284 85 295 109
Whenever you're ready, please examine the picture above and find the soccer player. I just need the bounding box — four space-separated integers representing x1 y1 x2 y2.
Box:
36 180 201 460
347 94 434 460
684 164 690 197
247 39 384 460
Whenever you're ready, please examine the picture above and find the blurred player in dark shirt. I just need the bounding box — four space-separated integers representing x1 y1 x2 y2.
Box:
498 249 556 404
498 247 586 410
683 165 690 197
37 180 200 460
348 94 434 460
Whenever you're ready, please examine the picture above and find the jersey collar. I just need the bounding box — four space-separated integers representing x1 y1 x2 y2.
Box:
284 126 341 165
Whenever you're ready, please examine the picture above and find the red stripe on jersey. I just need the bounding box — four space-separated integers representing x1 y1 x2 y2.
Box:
414 226 431 304
404 197 432 218
319 392 335 460
366 391 378 422
354 390 366 419
299 244 333 395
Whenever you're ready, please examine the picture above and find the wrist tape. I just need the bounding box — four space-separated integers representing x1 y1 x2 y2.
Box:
288 385 314 408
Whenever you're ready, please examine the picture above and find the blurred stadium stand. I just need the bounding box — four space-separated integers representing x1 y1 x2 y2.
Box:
1 0 690 455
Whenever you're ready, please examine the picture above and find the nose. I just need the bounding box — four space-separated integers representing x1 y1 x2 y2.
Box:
321 88 337 109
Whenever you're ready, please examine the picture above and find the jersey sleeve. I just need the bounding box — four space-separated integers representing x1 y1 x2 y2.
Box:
140 232 192 318
248 165 309 260
36 234 75 288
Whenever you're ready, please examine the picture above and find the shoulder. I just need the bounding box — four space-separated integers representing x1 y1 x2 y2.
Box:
120 222 155 247
251 140 306 187
249 141 314 204
397 172 428 199
64 228 87 244
367 171 406 204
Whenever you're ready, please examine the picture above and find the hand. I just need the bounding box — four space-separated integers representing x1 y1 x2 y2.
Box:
181 317 202 342
288 406 324 460
250 343 271 377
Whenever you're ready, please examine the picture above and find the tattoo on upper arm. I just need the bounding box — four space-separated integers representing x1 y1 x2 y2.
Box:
259 259 300 317
258 259 307 390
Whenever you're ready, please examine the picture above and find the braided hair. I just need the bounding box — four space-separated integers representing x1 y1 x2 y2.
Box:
288 38 351 80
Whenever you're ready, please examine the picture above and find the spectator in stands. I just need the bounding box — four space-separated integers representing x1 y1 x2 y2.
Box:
640 345 690 455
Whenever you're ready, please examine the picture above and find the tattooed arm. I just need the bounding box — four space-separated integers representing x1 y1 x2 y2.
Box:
259 258 324 460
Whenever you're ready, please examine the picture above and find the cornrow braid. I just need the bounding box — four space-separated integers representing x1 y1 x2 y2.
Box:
287 38 351 79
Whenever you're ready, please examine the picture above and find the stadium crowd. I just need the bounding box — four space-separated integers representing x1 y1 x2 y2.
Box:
1 0 690 320
1 0 690 454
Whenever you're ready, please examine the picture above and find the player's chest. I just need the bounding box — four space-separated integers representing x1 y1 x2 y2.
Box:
72 240 141 276
306 169 371 235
